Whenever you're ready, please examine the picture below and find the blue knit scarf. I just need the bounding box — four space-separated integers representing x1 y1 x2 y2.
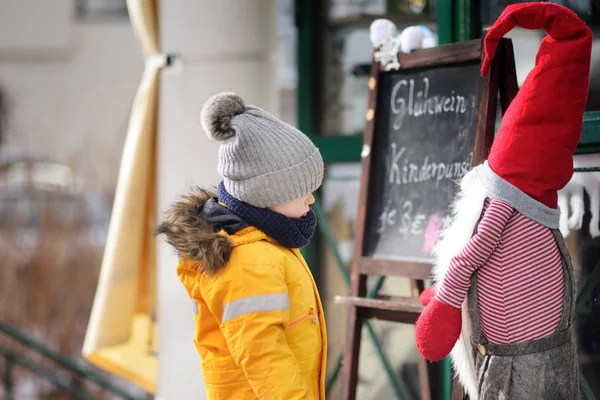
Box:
217 182 317 249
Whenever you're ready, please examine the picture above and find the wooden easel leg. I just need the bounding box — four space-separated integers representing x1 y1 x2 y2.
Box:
411 279 425 299
451 374 465 400
411 279 434 400
415 357 431 400
341 306 363 400
498 39 518 114
342 270 368 400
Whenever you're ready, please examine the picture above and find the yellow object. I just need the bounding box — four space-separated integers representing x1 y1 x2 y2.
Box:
86 314 157 393
478 343 487 356
82 0 160 391
177 226 328 400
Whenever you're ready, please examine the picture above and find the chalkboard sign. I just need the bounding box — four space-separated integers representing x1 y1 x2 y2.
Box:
353 39 506 279
364 61 481 262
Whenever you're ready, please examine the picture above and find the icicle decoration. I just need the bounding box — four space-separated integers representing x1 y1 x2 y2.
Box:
558 154 600 238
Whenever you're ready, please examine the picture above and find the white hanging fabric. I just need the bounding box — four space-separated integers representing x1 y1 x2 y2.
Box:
558 153 600 239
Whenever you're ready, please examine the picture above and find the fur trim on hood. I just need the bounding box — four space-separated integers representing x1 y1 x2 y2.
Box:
156 187 231 275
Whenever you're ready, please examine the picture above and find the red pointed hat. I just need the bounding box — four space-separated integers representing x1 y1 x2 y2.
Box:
481 2 592 209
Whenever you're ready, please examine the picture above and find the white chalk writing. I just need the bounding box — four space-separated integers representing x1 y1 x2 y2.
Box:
378 200 448 241
390 77 469 130
388 143 471 188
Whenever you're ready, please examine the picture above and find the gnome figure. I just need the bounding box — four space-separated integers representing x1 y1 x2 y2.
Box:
414 3 592 400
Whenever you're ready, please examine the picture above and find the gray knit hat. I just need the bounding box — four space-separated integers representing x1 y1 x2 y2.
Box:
200 92 324 208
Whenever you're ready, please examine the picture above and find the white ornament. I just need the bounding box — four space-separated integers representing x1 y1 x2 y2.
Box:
400 26 425 53
370 21 433 70
369 19 398 48
417 25 436 49
370 19 402 70
558 180 583 238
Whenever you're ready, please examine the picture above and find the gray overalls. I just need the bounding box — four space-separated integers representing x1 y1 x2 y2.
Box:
467 230 579 399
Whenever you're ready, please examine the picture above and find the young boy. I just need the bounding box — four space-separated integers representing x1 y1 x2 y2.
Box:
157 92 327 399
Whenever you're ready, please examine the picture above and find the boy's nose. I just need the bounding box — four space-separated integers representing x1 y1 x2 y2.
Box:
307 193 315 205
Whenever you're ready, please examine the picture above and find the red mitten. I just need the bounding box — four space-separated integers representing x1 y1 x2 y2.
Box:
415 298 462 361
419 284 437 306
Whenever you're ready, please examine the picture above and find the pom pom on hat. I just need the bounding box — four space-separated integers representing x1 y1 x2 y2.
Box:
200 92 246 141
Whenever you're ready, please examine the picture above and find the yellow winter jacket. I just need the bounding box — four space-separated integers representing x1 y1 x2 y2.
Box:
158 188 327 399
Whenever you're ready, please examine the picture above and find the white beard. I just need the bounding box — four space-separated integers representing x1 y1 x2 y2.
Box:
431 170 487 400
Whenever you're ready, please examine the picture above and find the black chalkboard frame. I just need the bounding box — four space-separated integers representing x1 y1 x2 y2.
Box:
353 38 508 281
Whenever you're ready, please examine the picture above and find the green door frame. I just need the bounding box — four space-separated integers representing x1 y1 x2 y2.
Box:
295 0 324 281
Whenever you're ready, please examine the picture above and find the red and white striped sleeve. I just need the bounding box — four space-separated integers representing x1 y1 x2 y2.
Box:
435 198 514 309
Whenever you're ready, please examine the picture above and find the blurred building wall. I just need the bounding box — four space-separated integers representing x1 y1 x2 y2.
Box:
0 0 142 193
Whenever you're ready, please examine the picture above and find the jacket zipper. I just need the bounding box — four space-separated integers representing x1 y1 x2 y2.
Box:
289 307 319 328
